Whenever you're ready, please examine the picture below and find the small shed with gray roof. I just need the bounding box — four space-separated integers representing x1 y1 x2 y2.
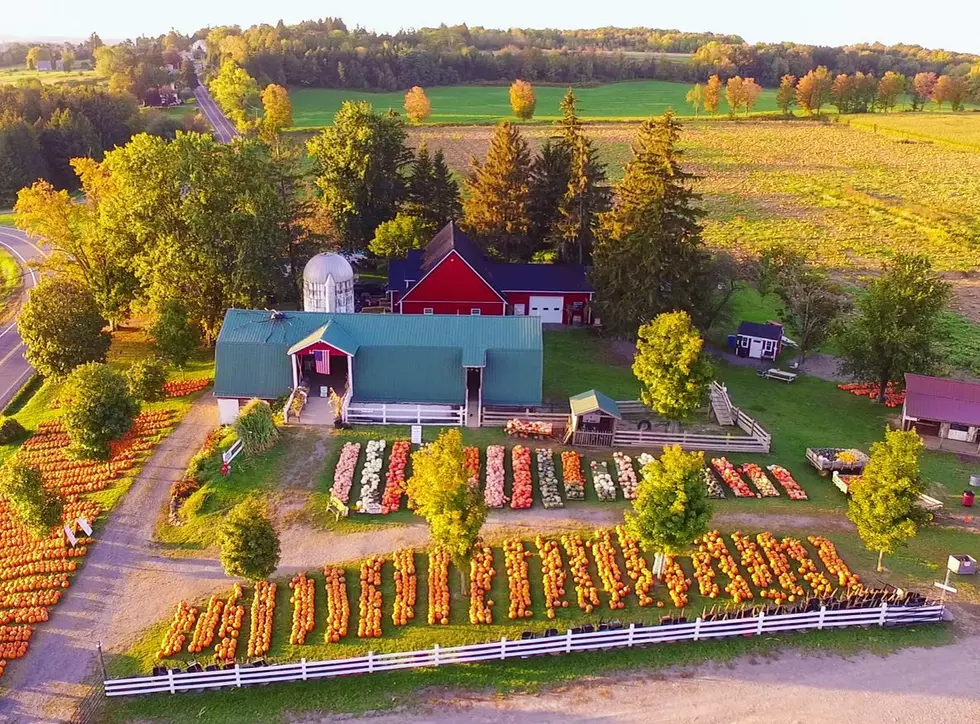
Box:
902 373 980 448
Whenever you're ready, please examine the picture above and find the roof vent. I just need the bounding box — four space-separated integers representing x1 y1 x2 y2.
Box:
270 310 286 321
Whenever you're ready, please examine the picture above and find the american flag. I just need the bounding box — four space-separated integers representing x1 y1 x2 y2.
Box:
313 350 330 374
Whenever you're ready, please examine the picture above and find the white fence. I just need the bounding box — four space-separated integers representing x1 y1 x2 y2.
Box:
481 408 570 427
346 402 465 426
612 429 770 453
104 602 944 698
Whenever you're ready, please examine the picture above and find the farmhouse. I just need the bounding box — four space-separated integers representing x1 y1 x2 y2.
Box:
733 321 784 361
213 309 542 425
902 373 980 448
388 222 593 325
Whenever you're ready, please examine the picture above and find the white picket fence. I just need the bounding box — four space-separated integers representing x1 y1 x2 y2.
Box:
345 402 465 426
104 602 944 697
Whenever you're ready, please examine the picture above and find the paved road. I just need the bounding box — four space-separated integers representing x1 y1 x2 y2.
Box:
0 397 218 723
194 85 239 143
0 226 45 409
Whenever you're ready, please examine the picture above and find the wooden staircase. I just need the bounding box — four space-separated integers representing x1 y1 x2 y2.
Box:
709 382 735 427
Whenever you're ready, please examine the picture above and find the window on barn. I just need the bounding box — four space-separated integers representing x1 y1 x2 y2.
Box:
471 308 481 315
740 337 749 347
423 308 434 315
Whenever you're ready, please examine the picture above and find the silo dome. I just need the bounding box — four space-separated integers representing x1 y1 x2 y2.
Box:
303 253 355 313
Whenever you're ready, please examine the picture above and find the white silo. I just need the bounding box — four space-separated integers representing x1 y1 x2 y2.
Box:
303 253 355 313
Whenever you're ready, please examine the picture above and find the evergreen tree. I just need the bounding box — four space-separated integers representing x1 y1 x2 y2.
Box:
0 119 48 208
527 140 570 253
403 144 461 233
462 121 533 261
37 109 100 191
553 89 610 264
592 112 711 337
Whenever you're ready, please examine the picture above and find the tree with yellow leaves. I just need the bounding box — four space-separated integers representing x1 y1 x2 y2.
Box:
404 86 432 124
509 79 536 120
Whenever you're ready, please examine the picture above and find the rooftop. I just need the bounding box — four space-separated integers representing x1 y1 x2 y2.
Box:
904 373 980 427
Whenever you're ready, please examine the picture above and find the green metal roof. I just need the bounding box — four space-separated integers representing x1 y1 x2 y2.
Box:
569 389 621 419
286 321 360 356
215 310 542 406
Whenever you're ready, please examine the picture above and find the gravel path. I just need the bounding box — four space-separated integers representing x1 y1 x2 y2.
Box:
0 397 217 724
302 634 980 724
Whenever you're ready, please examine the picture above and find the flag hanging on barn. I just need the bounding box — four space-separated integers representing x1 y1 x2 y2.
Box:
313 350 330 374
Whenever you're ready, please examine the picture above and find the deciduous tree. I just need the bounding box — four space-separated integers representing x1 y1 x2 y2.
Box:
831 73 854 114
0 120 49 208
796 66 832 115
18 277 110 378
259 84 292 146
307 101 411 249
179 59 199 90
632 311 714 425
125 358 167 402
407 428 486 590
933 74 968 111
592 112 712 337
847 429 926 572
462 120 533 261
837 254 951 402
725 76 745 117
911 72 937 111
741 78 762 115
625 445 712 571
685 83 704 116
209 60 258 132
703 75 722 115
403 86 432 124
876 71 905 111
150 299 199 368
776 74 797 115
0 463 62 539
219 498 281 581
368 213 430 257
62 362 139 460
509 79 536 120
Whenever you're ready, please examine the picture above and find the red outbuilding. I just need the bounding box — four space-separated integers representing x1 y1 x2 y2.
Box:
388 222 593 324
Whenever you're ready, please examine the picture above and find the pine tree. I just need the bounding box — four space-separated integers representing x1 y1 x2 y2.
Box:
462 121 533 261
404 144 461 233
528 140 570 254
592 112 711 337
430 150 462 225
553 89 610 264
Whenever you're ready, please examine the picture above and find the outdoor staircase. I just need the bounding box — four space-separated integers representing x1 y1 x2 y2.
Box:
709 382 735 426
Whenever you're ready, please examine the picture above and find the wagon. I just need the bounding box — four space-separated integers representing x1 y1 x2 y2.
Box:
806 447 869 476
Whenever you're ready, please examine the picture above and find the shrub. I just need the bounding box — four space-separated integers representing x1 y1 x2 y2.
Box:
0 463 63 538
62 363 139 460
18 278 111 378
0 417 27 444
150 299 199 368
218 498 281 580
234 399 279 456
125 358 167 402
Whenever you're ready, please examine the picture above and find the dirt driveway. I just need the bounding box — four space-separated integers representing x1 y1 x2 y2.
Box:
304 633 980 724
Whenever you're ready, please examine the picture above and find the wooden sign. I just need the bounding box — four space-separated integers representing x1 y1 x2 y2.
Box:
411 425 423 445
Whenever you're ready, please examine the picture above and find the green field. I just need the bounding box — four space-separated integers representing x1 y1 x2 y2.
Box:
289 80 782 127
0 65 99 86
0 247 20 320
161 100 200 119
0 212 15 227
844 111 980 148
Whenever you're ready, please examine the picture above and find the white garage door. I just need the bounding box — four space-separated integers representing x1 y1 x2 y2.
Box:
528 296 564 324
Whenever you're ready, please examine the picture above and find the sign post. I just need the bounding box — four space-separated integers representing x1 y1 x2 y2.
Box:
934 568 957 605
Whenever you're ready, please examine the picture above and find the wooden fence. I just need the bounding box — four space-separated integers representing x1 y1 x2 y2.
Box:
104 602 944 698
346 402 464 426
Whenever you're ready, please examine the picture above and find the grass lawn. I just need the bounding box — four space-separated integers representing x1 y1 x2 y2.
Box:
161 100 200 119
0 65 100 86
0 246 20 320
289 80 782 128
843 112 980 149
0 212 15 226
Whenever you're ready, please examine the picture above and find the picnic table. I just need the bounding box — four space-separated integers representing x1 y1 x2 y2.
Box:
757 368 798 383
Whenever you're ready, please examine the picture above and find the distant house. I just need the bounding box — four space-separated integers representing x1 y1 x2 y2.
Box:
36 60 53 72
734 321 783 361
388 222 594 325
902 374 980 447
190 40 207 56
214 309 543 425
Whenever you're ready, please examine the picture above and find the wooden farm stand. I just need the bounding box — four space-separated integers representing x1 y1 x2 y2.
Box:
567 389 621 447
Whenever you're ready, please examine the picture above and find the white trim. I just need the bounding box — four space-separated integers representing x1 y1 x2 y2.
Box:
291 353 299 388
470 308 481 315
500 290 592 294
423 308 434 315
398 250 508 305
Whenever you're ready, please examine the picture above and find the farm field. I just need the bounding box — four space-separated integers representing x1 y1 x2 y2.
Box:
289 80 782 128
0 66 99 86
844 112 980 148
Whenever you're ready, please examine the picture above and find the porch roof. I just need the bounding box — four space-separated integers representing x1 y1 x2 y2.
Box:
569 389 622 419
287 321 359 357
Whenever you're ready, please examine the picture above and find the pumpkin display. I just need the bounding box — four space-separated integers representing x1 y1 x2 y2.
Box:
755 532 805 601
697 530 753 604
391 549 417 626
783 537 834 596
710 457 755 498
535 537 568 619
559 534 599 613
739 463 780 497
468 546 495 624
357 441 387 511
590 529 630 610
214 584 244 662
158 600 198 658
324 566 350 642
331 442 361 503
589 460 616 501
162 378 212 398
615 525 654 606
661 555 691 608
612 452 638 500
188 595 224 653
289 573 316 645
535 448 563 509
767 465 808 500
427 548 451 625
559 451 585 500
510 445 533 509
463 447 480 483
483 446 507 508
357 557 384 638
246 581 277 658
503 538 533 620
809 536 861 590
380 441 411 514
730 531 774 589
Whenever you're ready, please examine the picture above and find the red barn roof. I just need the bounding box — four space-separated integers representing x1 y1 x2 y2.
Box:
904 374 980 427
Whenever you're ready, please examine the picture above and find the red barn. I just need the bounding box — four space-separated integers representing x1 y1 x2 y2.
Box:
388 222 593 324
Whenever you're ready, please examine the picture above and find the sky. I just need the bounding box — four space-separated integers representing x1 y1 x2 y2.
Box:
3 0 980 54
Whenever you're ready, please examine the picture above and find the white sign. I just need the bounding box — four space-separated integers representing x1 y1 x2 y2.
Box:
77 517 92 536
222 439 244 464
411 425 423 445
934 582 957 594
63 525 77 547
582 412 602 424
